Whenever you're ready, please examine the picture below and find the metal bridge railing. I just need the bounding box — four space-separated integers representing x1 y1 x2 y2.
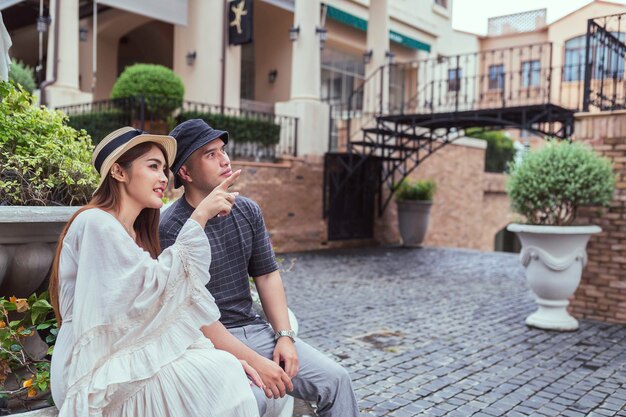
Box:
583 12 626 111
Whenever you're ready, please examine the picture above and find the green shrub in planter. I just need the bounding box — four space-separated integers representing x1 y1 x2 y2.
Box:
67 109 125 145
395 179 437 202
178 111 281 146
506 140 615 225
8 59 36 94
0 82 98 206
111 64 184 114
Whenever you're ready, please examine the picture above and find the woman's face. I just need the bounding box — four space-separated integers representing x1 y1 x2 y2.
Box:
120 145 169 209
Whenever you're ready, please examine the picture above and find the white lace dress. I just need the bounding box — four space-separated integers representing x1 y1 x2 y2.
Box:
50 208 258 417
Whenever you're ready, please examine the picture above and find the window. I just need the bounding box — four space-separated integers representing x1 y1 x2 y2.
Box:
321 48 365 109
435 0 448 8
564 36 586 82
564 33 625 81
521 60 540 87
488 64 504 90
240 43 255 100
448 68 461 92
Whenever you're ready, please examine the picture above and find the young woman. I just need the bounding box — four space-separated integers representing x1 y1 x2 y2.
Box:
49 127 260 417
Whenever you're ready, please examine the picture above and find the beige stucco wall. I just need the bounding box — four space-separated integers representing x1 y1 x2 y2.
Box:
474 1 626 111
7 24 41 69
479 29 549 52
253 0 293 105
548 1 626 109
78 9 153 100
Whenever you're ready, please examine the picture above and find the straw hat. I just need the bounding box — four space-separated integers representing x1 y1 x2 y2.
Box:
92 127 177 193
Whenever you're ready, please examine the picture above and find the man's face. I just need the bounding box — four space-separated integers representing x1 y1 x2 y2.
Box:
180 138 232 193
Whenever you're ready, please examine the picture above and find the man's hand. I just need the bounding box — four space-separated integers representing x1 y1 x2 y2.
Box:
273 337 299 378
250 355 293 399
191 169 240 225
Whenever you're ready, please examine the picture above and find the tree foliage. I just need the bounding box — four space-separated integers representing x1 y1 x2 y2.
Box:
466 128 516 173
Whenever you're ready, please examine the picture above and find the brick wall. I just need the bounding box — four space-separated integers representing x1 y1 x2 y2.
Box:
481 173 517 251
167 139 515 253
571 111 626 324
375 138 499 250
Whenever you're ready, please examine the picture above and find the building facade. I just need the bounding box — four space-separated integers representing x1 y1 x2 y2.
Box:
5 0 625 258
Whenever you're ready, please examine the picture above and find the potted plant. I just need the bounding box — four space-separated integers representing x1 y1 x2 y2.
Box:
395 179 437 247
0 81 97 298
0 81 96 412
506 140 615 331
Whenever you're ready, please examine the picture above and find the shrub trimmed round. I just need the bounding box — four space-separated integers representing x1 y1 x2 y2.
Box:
111 64 184 114
506 141 615 225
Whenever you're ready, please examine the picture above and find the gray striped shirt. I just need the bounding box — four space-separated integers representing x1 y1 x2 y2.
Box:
159 196 278 328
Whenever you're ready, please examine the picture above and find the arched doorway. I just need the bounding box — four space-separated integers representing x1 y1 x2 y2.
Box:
494 227 520 253
117 21 173 76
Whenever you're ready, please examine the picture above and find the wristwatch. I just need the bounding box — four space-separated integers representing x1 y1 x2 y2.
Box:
274 329 296 343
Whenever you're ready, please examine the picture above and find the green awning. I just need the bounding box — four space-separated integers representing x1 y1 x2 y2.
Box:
325 4 431 53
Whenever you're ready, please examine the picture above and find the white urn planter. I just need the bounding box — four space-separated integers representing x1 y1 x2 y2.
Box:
397 200 432 248
0 206 79 298
507 223 601 331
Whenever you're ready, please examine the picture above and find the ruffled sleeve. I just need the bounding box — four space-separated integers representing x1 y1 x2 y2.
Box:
58 209 219 417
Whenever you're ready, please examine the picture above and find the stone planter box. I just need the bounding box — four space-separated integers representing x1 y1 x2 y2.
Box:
0 206 79 298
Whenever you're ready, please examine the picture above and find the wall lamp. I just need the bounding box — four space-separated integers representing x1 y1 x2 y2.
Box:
363 49 373 65
268 69 278 83
316 26 328 49
36 15 51 33
79 27 88 42
186 51 196 66
289 25 300 42
385 50 396 63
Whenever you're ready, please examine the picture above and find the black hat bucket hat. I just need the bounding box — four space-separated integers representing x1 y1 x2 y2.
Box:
169 119 229 189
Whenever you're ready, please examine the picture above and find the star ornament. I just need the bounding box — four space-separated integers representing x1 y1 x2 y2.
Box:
230 0 248 35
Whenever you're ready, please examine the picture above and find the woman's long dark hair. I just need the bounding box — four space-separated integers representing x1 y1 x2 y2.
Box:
49 142 169 325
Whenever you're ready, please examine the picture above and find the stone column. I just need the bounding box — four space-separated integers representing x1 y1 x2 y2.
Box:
289 0 321 100
224 43 242 109
174 0 222 105
174 0 241 108
44 0 92 108
364 0 390 114
275 0 329 156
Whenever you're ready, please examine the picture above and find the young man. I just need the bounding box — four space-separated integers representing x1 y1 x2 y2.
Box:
159 119 359 417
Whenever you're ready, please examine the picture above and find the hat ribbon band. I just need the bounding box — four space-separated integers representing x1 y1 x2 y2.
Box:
94 129 144 173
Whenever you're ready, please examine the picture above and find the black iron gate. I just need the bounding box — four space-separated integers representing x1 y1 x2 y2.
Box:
323 153 380 240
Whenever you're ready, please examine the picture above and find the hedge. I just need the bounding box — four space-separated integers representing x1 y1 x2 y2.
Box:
178 112 281 147
67 110 126 145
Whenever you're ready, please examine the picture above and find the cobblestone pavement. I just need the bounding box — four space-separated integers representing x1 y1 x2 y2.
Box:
280 246 626 417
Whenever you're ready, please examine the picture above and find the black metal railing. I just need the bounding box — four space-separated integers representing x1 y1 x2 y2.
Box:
390 43 568 114
329 42 589 150
58 96 298 161
583 13 626 111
